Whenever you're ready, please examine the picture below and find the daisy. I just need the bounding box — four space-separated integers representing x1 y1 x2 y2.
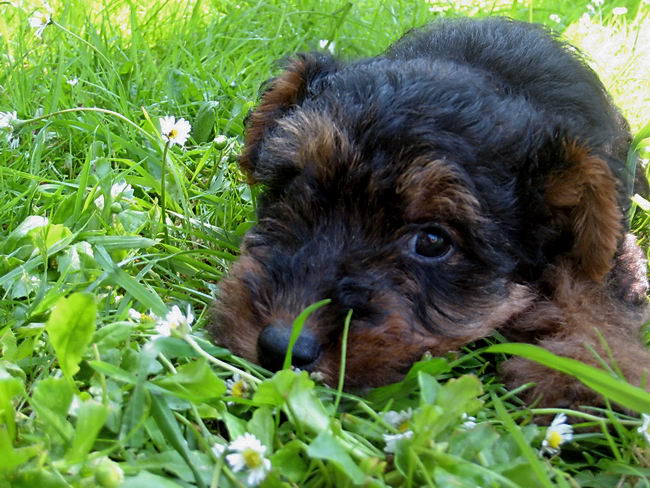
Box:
8 134 19 149
28 4 53 38
318 39 335 54
94 181 134 210
384 408 413 431
383 408 414 453
159 116 192 146
612 6 627 15
637 414 650 443
211 443 226 457
540 413 573 456
226 433 272 486
460 413 477 430
128 309 142 321
383 431 413 454
226 373 250 400
154 304 194 337
0 111 17 130
67 77 79 86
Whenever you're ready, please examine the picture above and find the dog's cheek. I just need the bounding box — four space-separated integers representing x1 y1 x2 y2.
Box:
208 255 266 362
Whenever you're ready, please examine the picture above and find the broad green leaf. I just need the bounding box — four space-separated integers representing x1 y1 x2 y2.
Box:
270 440 308 483
254 370 329 434
192 101 219 143
92 322 134 349
30 223 72 249
247 407 274 451
65 399 109 464
366 358 450 408
0 376 23 440
88 360 137 384
485 343 650 413
153 359 226 402
222 410 248 441
46 292 97 379
0 434 40 476
30 377 74 441
120 471 184 488
307 431 366 485
85 235 158 250
7 468 68 487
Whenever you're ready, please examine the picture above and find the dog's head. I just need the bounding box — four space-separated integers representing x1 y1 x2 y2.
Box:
210 49 625 388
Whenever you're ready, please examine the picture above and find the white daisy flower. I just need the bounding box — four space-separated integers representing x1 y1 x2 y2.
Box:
384 408 413 431
226 433 272 486
226 373 250 400
110 180 134 200
383 408 414 453
540 413 573 456
383 430 414 454
612 6 627 15
13 215 48 236
28 4 53 38
637 414 650 444
67 77 79 86
8 134 19 149
211 443 226 457
318 39 335 54
154 304 194 337
128 309 142 321
549 14 561 23
460 413 477 430
94 181 134 210
159 116 192 146
0 111 17 130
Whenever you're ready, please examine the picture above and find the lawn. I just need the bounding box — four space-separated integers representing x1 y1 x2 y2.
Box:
1 0 650 486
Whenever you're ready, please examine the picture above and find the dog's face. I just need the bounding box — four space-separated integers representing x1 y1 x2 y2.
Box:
211 51 623 388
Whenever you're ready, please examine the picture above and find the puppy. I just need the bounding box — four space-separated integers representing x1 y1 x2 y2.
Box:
210 17 650 408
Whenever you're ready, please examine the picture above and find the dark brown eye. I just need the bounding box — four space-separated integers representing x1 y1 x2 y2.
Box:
411 229 452 260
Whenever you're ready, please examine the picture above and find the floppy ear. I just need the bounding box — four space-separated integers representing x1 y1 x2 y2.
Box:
545 142 624 282
240 53 338 183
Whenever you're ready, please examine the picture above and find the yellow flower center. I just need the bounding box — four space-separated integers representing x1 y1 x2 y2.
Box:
168 129 178 139
242 448 263 469
398 421 410 433
547 430 562 449
231 380 247 398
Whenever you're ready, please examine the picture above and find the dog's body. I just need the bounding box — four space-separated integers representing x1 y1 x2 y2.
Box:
210 18 650 408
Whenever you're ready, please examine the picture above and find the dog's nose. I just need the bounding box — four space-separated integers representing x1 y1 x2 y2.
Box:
257 323 321 372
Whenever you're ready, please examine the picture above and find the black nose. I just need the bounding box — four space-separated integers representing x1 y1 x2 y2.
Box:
257 323 321 372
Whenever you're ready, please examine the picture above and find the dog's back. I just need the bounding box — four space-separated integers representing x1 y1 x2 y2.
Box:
385 18 628 154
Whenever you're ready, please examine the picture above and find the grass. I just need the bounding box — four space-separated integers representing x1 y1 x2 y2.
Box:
0 0 649 486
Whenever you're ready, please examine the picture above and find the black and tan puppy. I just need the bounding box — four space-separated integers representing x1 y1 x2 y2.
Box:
210 17 650 408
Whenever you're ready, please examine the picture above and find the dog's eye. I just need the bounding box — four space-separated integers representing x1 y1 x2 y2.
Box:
411 229 452 260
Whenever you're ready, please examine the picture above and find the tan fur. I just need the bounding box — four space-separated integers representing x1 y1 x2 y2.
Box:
502 247 650 410
240 59 310 182
398 158 485 224
545 143 623 282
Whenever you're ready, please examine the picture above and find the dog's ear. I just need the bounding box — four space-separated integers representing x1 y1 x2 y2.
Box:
545 142 624 282
240 53 338 183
